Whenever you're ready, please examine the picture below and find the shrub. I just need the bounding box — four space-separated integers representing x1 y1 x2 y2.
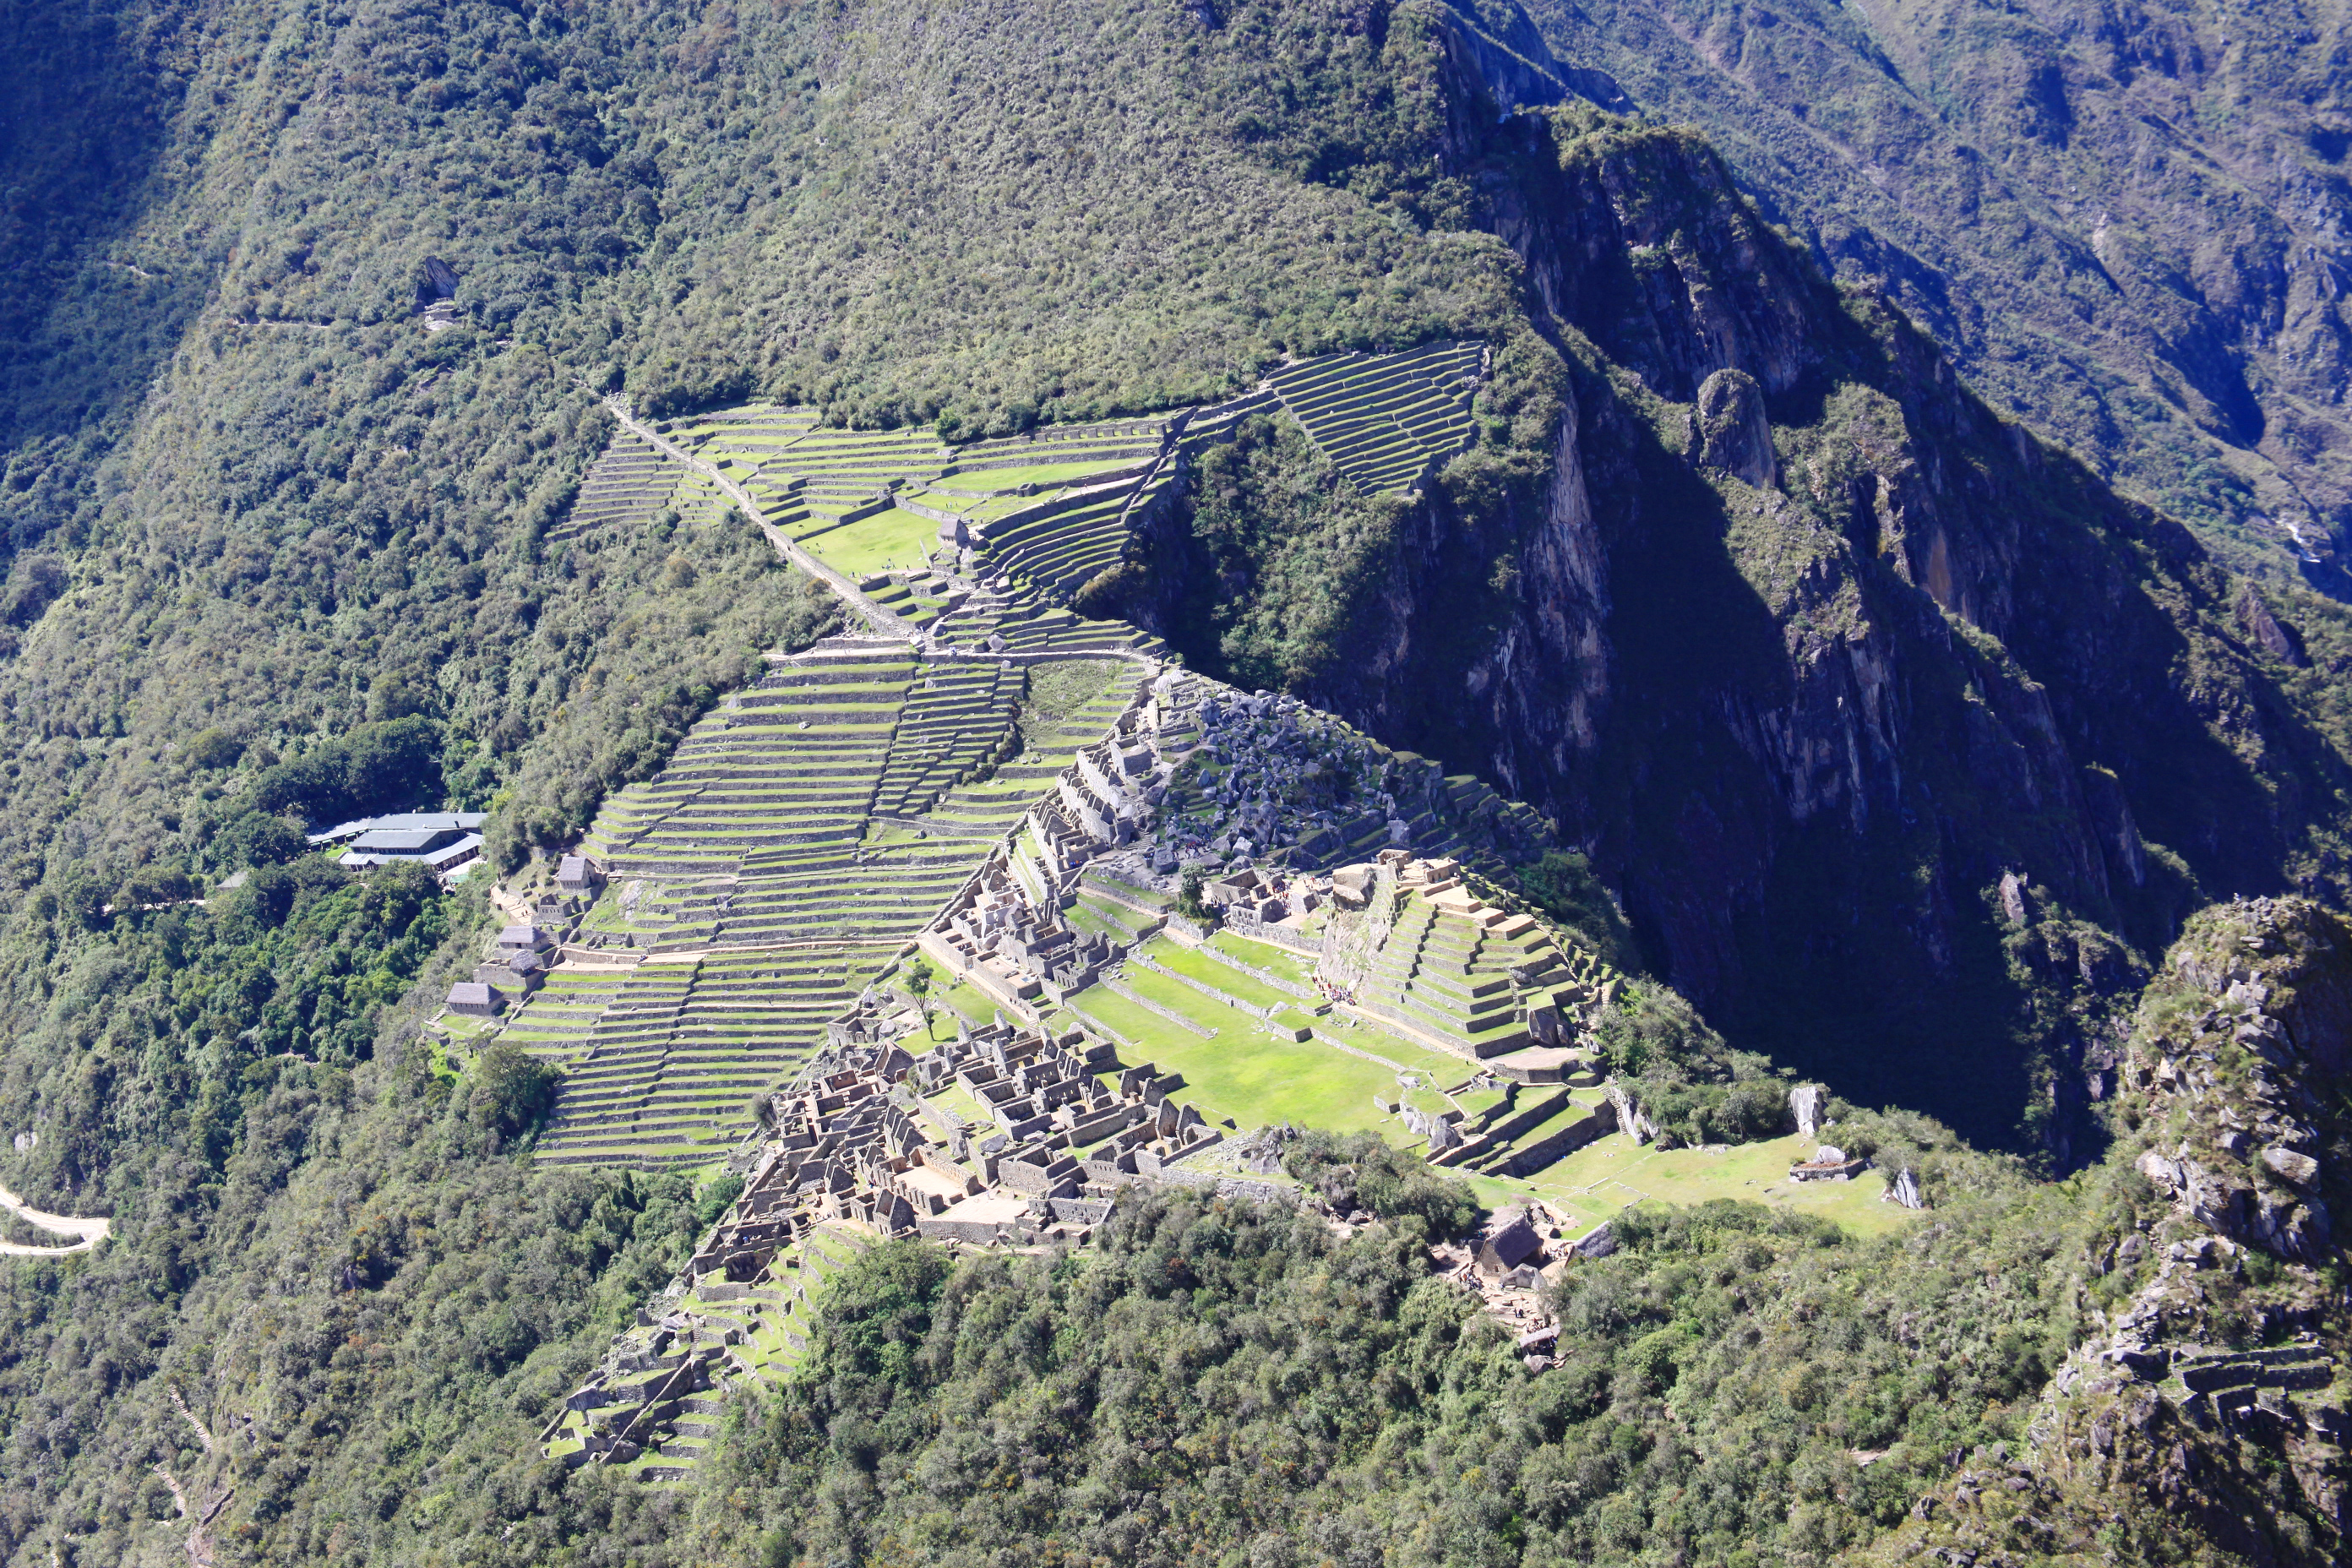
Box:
1281 1128 1480 1239
466 1043 561 1141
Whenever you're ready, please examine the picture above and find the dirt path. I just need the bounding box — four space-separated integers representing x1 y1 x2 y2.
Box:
602 398 918 643
0 1182 111 1256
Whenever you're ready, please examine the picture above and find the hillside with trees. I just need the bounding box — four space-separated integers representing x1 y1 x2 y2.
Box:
0 2 2345 1566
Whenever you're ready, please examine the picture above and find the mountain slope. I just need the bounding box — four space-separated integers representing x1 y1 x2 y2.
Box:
0 3 2348 1566
1104 4 2352 1155
1522 0 2352 590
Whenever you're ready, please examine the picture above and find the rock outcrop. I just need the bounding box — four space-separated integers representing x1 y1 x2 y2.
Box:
1895 898 2350 1565
1138 8 2352 1152
2122 899 2341 1263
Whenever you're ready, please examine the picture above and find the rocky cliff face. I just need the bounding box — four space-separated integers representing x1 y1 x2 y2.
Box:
1518 0 2352 594
1139 0 2352 1151
1862 897 2350 1566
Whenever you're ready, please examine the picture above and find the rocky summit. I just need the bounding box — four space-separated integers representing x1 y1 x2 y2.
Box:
0 2 2348 1566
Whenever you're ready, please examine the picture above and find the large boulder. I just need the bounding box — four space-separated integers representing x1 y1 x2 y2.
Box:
1695 368 1776 486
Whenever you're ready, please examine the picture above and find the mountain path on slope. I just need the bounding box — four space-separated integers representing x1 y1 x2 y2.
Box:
0 1181 110 1256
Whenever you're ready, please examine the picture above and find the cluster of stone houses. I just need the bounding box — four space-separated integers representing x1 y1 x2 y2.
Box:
934 875 1120 1011
444 857 606 1019
917 673 1195 1019
674 1016 1237 1263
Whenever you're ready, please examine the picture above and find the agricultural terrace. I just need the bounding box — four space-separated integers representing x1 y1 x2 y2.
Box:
547 433 683 543
1266 339 1484 497
492 634 1154 1169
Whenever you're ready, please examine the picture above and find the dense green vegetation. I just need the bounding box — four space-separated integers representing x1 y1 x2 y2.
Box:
1 0 2349 1565
1525 0 2352 587
660 1165 2127 1568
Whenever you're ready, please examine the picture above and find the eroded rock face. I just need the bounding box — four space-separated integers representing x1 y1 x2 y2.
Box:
1694 368 1774 486
2121 898 2346 1265
1865 898 2351 1568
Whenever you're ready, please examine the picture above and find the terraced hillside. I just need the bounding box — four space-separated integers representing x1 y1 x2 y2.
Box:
1341 881 1603 1065
678 408 949 544
485 351 1514 1172
493 629 1157 1168
547 433 685 543
916 417 1173 598
1266 339 1484 496
540 1219 881 1484
643 344 1482 611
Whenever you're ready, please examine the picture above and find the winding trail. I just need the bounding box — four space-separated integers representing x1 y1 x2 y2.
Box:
602 397 917 642
0 1182 110 1256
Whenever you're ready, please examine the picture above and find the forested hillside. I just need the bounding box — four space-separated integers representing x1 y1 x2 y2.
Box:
0 1 2346 1565
1527 0 2352 589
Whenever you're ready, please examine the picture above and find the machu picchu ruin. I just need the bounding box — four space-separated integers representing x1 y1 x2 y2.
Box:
23 13 2352 1563
417 342 1922 1486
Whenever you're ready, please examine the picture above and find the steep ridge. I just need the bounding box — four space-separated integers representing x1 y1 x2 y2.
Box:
1519 0 2352 591
1113 2 2352 1152
1859 897 2350 1566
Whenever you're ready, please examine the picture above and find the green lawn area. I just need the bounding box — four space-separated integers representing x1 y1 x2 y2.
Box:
1136 935 1300 1013
1113 963 1249 1028
1473 1131 1919 1239
923 979 1004 1033
1075 891 1161 936
1205 929 1321 990
804 507 942 576
1307 1012 1476 1088
1080 872 1169 910
1070 982 1409 1132
966 492 1050 522
1064 903 1126 943
916 1077 994 1130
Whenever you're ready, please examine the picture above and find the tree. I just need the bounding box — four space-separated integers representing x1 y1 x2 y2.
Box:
903 955 936 1037
466 1044 560 1141
1177 865 1217 925
222 811 313 869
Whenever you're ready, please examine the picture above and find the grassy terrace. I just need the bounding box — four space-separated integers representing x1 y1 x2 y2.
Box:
1133 934 1301 1014
928 593 1164 661
1064 976 1411 1135
1206 929 1321 991
1470 1131 1919 1240
549 434 684 543
1266 340 1483 498
935 459 1143 491
803 506 946 578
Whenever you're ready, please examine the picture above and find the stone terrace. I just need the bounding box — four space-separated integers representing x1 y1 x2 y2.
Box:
1266 340 1485 498
581 639 918 882
678 411 952 539
548 433 685 542
520 630 1161 1168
